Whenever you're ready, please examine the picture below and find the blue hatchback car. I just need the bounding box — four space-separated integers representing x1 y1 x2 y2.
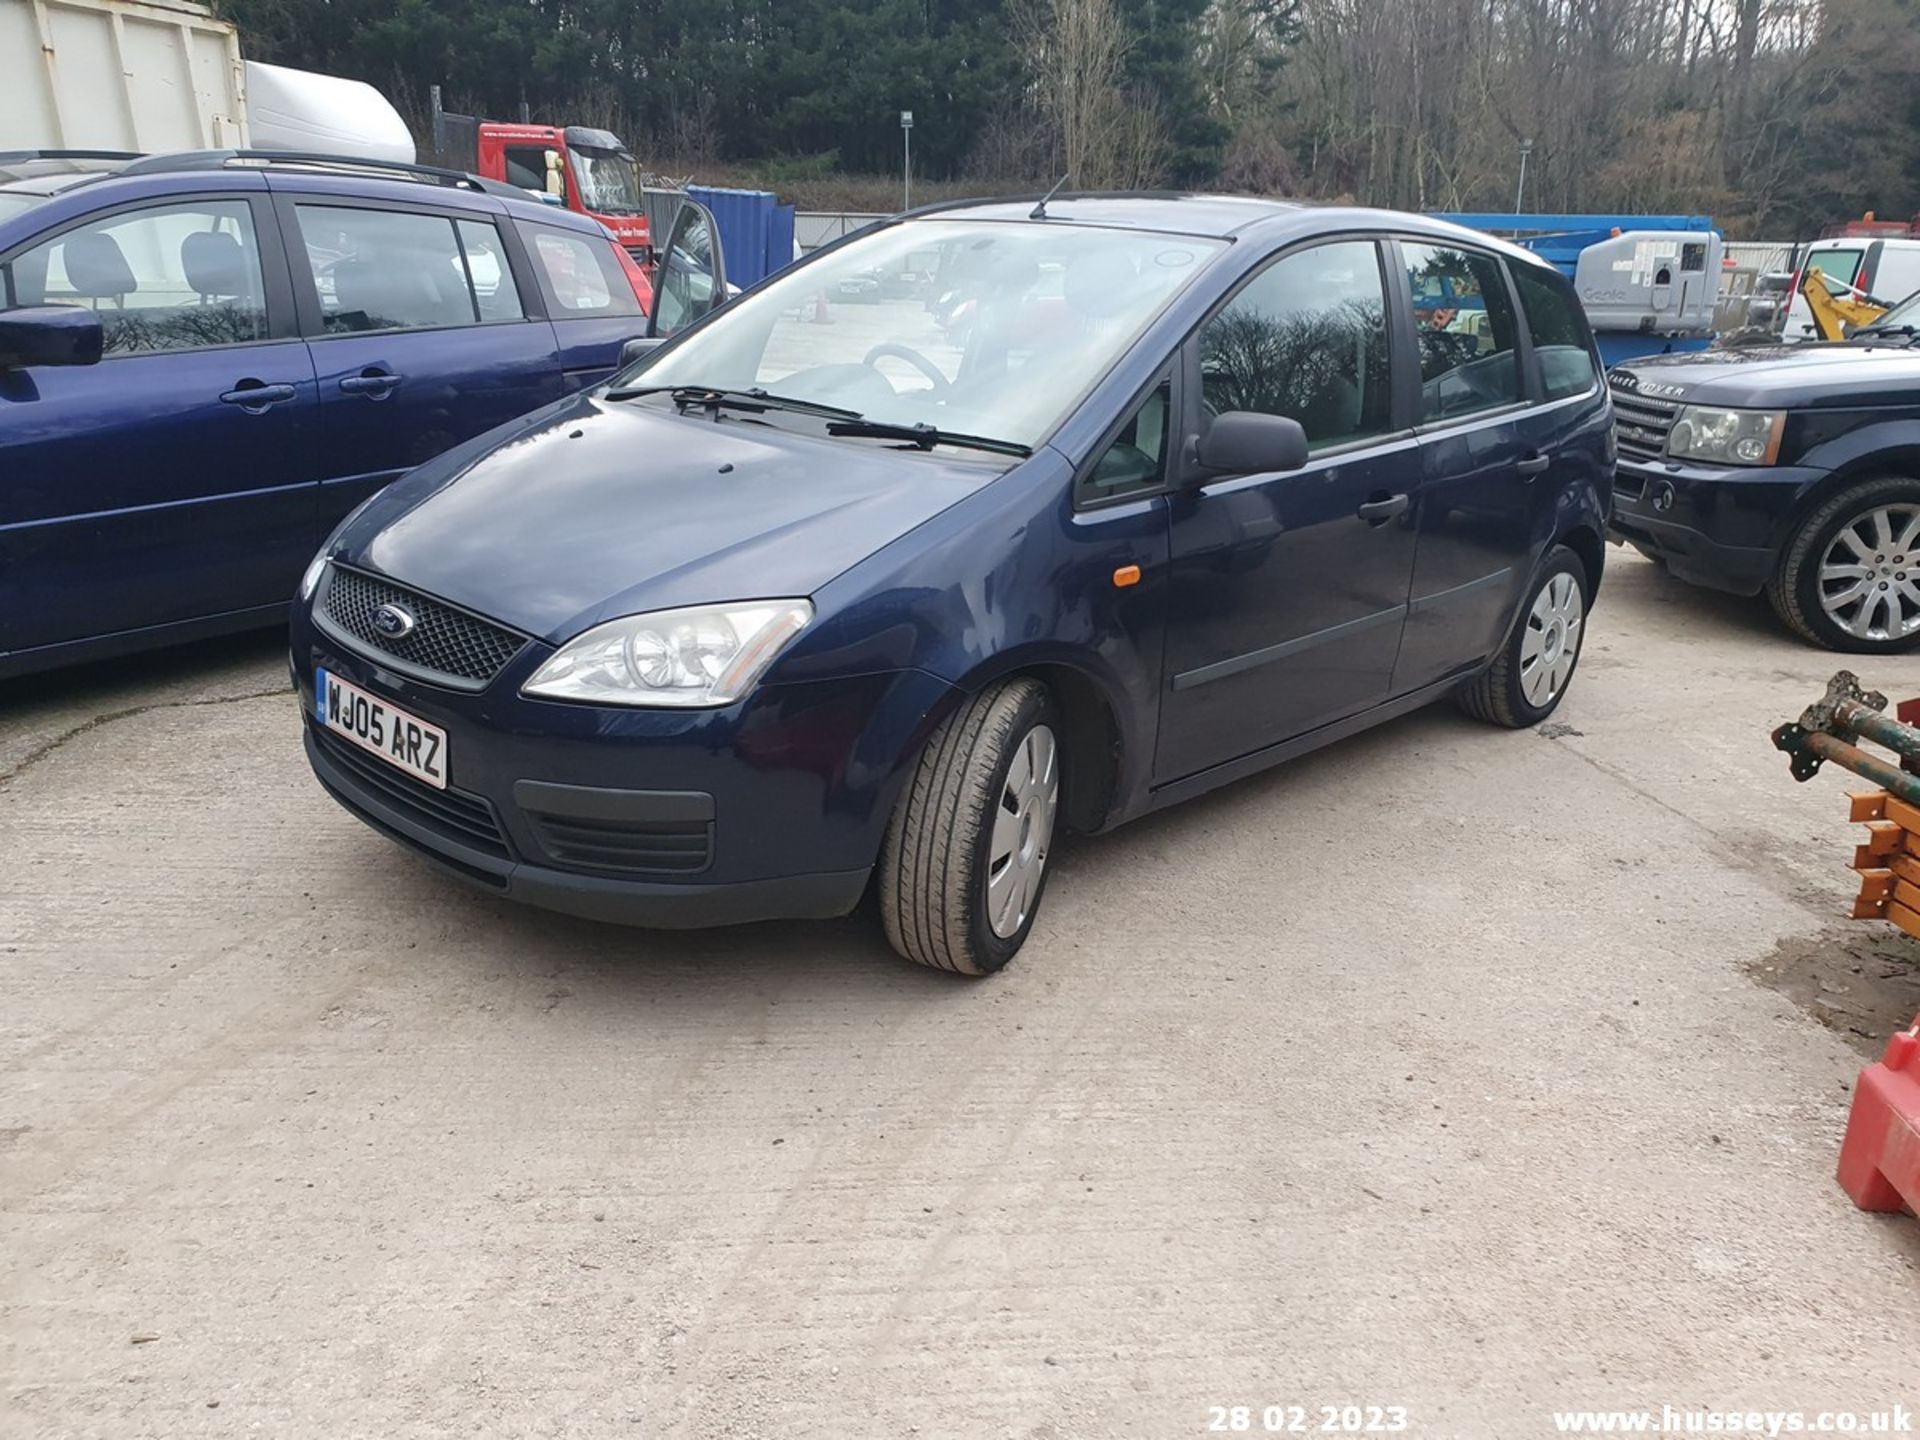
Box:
0 150 677 680
292 194 1614 974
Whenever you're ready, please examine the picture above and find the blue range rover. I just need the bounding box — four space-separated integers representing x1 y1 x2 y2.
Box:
292 194 1614 974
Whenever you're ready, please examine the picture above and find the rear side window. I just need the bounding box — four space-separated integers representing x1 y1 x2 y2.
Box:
294 205 524 334
1512 264 1598 400
1401 242 1522 421
2 199 266 356
522 224 640 317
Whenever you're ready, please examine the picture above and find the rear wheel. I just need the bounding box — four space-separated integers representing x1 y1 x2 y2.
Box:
1456 545 1588 728
1767 477 1920 653
879 679 1061 975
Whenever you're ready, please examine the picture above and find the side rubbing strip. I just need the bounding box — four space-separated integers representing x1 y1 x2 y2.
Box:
1406 567 1513 615
1171 604 1408 692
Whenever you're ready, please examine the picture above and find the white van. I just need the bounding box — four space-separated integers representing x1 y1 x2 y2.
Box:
1780 236 1920 341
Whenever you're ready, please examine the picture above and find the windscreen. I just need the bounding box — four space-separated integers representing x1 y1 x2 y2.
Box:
630 220 1226 449
571 149 642 215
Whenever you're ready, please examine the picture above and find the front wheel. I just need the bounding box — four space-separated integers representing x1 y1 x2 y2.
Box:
1456 546 1589 728
1766 477 1920 653
878 679 1061 975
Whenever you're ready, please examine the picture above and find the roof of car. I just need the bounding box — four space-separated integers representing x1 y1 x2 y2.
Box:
902 191 1556 265
0 151 610 234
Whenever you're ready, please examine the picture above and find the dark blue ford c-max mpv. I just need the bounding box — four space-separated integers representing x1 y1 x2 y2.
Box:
292 193 1614 974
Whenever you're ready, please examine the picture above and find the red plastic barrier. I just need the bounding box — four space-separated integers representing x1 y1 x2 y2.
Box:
1838 1016 1920 1214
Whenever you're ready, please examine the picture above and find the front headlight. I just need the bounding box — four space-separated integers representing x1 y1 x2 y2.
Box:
1666 405 1786 466
298 552 329 602
522 600 813 708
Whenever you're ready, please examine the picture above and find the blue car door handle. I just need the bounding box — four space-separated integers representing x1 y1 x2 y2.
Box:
1517 454 1551 478
338 370 403 398
219 382 298 411
1356 492 1410 525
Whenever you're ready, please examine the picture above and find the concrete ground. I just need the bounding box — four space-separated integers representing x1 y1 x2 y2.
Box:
2 550 1917 1439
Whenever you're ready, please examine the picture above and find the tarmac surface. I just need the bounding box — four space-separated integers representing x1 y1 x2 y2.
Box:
3 550 1918 1438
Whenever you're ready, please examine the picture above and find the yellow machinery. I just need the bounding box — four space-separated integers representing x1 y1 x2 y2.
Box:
1802 265 1890 341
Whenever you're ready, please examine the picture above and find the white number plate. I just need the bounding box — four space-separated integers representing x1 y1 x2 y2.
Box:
316 668 448 790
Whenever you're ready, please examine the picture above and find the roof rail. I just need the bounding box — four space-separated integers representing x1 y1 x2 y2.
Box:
114 150 529 200
0 149 144 165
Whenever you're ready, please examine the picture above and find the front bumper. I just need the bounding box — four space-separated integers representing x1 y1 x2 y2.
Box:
1606 454 1824 595
293 609 957 930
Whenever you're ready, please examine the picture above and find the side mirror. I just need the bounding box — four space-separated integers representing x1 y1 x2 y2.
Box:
619 337 664 366
0 306 104 370
1193 411 1309 477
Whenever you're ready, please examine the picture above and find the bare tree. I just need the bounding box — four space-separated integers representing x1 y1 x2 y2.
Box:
1011 0 1170 188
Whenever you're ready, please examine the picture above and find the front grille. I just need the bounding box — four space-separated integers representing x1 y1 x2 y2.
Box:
524 811 713 876
319 565 527 690
1609 386 1681 459
314 725 512 860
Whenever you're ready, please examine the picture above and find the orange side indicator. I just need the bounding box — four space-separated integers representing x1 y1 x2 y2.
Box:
1112 564 1142 588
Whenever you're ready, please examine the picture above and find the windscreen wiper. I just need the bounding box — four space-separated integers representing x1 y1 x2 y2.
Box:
603 383 862 420
824 419 1033 457
1850 323 1920 342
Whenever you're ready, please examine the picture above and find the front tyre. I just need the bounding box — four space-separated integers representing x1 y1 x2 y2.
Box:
879 679 1061 975
1766 477 1920 653
1456 545 1589 728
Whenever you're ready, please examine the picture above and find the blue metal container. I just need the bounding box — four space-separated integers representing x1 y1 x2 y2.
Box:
686 185 801 290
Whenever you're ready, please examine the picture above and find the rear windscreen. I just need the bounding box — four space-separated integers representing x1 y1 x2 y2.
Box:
1809 248 1864 294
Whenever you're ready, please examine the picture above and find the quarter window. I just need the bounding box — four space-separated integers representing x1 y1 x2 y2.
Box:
1512 263 1598 401
295 205 522 334
2 200 266 356
1084 378 1172 502
1197 240 1392 449
1400 242 1522 421
523 224 640 317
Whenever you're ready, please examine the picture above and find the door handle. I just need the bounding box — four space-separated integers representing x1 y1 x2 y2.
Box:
339 370 403 398
1517 454 1551 478
1356 493 1410 525
219 382 297 411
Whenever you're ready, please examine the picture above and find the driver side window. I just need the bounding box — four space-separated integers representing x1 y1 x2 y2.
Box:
1197 239 1392 450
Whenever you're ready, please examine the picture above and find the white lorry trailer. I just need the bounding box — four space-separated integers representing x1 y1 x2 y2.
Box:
0 0 412 162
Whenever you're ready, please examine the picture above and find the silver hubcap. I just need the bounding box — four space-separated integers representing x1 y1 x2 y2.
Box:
1520 571 1583 708
986 724 1059 939
1817 502 1920 642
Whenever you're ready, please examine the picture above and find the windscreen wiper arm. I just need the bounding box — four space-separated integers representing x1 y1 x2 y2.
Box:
823 419 1033 457
603 383 862 420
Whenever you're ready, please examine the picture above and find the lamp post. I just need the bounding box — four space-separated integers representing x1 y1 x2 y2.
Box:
901 110 913 212
1515 138 1534 214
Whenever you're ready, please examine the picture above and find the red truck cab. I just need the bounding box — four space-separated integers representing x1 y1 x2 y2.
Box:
436 112 651 266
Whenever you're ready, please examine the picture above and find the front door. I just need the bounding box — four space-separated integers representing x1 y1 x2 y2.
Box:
1156 238 1420 782
282 198 565 537
0 193 319 656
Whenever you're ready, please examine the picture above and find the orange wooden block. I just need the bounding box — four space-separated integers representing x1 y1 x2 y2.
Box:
1891 902 1920 942
1860 869 1897 902
1892 853 1920 887
1898 878 1920 914
1865 820 1904 855
1889 796 1920 835
1851 790 1890 822
1856 843 1882 871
